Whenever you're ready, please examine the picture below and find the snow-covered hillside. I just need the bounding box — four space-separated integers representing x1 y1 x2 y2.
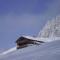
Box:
0 47 16 55
0 40 60 60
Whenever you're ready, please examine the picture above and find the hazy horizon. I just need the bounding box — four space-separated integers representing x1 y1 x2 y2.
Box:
0 0 60 49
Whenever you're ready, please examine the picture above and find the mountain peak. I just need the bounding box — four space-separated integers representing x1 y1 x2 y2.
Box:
38 15 60 38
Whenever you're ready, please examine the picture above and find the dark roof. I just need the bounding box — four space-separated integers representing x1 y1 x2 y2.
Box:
16 36 26 43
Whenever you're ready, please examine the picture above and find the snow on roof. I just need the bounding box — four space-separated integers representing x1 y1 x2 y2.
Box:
22 35 60 42
21 35 50 42
22 35 38 40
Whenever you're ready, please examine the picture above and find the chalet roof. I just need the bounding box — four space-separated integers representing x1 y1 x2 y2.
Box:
22 35 49 42
16 35 38 43
22 35 38 40
16 35 49 43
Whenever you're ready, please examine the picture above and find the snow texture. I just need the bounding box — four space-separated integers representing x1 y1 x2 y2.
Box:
0 40 60 60
0 47 16 55
38 16 60 38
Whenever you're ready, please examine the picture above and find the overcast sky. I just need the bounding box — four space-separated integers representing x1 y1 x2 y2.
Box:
0 0 60 49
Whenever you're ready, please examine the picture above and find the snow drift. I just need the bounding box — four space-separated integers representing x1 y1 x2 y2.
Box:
0 47 16 55
0 40 60 60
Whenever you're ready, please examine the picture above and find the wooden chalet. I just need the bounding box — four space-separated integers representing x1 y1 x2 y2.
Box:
16 35 44 49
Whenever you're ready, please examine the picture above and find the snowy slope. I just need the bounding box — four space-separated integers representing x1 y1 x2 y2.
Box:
0 47 16 55
0 40 60 60
0 49 6 54
0 16 60 60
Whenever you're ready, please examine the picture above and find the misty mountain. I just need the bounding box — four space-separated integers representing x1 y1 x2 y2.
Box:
38 15 60 38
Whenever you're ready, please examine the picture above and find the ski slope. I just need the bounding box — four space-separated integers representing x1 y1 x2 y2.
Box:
0 40 60 60
0 47 16 55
